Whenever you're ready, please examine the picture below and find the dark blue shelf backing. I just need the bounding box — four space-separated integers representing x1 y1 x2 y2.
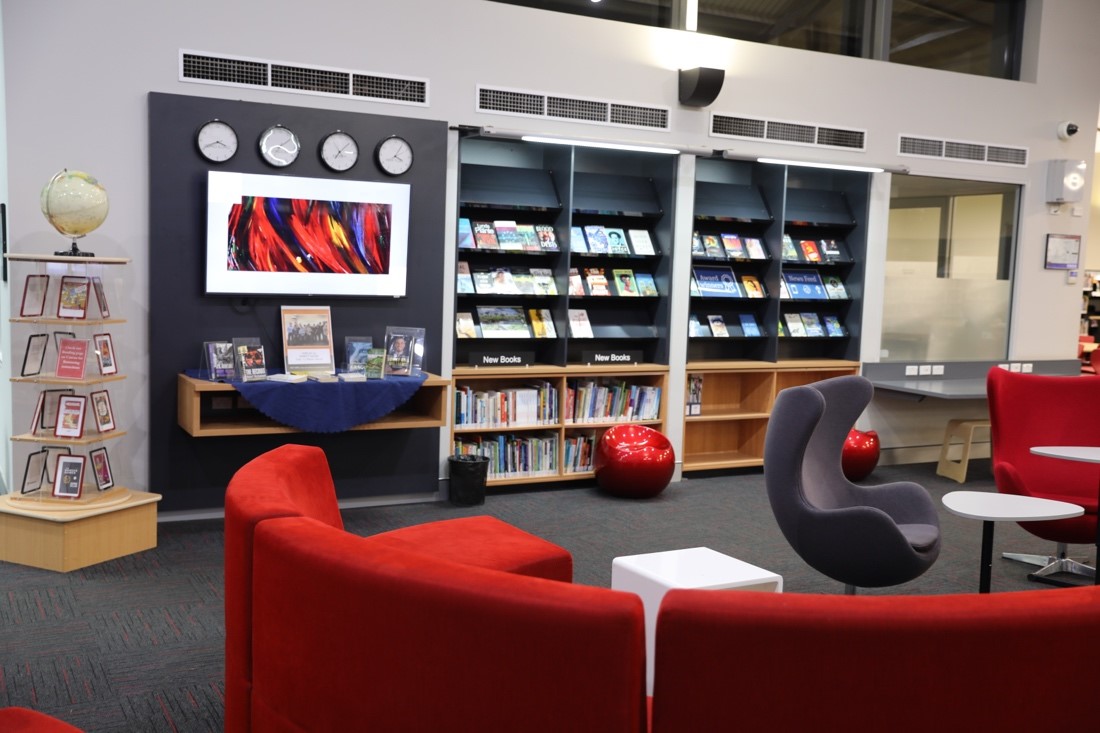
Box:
784 189 855 226
460 164 562 211
572 172 663 216
694 182 772 222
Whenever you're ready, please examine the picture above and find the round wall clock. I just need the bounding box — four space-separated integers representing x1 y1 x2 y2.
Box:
259 125 301 167
320 130 359 172
374 135 413 176
196 119 238 163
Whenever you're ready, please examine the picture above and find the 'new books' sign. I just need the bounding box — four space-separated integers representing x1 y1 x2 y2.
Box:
469 350 535 367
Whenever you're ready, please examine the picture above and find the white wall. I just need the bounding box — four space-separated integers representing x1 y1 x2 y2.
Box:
3 0 1099 490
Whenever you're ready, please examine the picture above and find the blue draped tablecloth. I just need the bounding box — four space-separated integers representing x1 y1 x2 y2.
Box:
185 370 428 433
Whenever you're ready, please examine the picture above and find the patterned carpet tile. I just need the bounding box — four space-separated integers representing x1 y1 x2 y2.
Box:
1 586 82 624
89 604 223 653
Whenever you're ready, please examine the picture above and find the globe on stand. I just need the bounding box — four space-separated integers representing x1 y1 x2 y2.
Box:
40 169 109 257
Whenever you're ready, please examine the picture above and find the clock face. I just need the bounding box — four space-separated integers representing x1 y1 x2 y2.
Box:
320 131 359 172
375 136 413 176
259 125 301 167
196 120 238 163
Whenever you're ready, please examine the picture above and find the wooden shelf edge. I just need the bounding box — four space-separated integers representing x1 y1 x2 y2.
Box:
685 412 770 422
12 373 127 386
5 253 130 264
682 456 764 471
12 430 128 445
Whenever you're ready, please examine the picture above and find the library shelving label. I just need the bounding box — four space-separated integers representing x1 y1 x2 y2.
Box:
581 349 642 365
469 350 535 367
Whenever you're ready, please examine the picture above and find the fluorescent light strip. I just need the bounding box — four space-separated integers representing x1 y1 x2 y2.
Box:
521 135 680 155
757 157 885 173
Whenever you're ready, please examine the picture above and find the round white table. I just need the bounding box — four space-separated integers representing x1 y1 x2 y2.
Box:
942 490 1084 593
1029 445 1100 586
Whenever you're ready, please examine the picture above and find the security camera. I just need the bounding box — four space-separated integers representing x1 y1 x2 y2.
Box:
1057 121 1079 140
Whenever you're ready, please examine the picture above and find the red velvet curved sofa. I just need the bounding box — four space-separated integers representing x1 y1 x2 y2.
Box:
0 708 82 732
225 444 645 733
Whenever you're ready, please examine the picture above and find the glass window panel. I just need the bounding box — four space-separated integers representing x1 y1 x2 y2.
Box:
889 0 1024 79
697 0 867 57
486 0 673 30
882 175 1017 362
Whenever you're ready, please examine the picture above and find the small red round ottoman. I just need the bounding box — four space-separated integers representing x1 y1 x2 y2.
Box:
593 424 675 498
842 428 880 481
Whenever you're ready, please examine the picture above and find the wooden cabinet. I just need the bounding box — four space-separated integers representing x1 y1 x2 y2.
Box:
452 364 667 487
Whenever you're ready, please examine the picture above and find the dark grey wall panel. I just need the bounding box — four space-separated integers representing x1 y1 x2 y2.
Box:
148 92 448 512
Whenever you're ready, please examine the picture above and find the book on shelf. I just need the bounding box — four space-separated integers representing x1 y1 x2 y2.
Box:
691 231 706 256
455 311 478 339
820 239 847 262
337 372 366 382
702 234 725 259
823 275 849 299
721 234 747 259
568 267 587 296
800 312 826 337
689 275 700 297
233 337 268 381
605 228 631 255
688 313 711 337
692 266 742 297
583 225 610 254
634 272 658 297
457 218 475 249
267 372 307 383
823 314 848 337
781 234 800 261
783 313 808 337
686 374 704 416
570 226 588 253
307 373 339 383
584 267 611 296
472 270 495 295
739 313 762 337
707 315 730 337
611 269 639 296
777 318 788 337
493 220 525 251
800 239 822 263
476 305 531 338
740 274 766 298
779 278 791 300
528 308 557 338
782 270 828 300
456 261 475 294
363 348 386 379
744 237 767 260
568 309 594 338
534 224 560 252
530 267 557 295
472 221 499 250
627 229 656 256
488 267 521 295
511 269 537 295
516 224 542 252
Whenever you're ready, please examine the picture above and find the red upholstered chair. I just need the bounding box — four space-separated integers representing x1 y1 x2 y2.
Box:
651 586 1100 733
225 444 572 733
0 708 82 732
593 424 676 498
987 368 1098 583
251 518 646 733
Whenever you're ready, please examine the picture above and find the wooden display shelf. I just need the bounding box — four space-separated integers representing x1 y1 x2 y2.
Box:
0 488 160 572
9 317 127 327
12 430 127 446
4 253 130 265
11 373 127 386
177 373 449 437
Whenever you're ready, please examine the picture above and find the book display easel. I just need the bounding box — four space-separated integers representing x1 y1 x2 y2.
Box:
4 253 161 572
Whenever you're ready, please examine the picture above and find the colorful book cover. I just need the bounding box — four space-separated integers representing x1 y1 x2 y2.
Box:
583 225 610 254
688 313 711 337
800 240 822 263
570 226 588 253
781 234 800 261
530 267 557 296
692 266 742 297
739 313 761 337
568 268 586 296
567 309 594 338
457 218 475 249
823 315 848 337
823 275 849 299
686 374 703 415
820 239 846 262
744 237 767 260
777 318 788 338
516 224 542 252
493 220 524 251
611 269 639 296
634 272 659 297
721 234 747 259
488 267 521 295
472 270 495 294
473 221 499 250
528 308 557 338
800 312 826 337
702 234 725 259
476 305 531 338
707 315 729 337
456 261 475 294
534 224 560 252
740 274 766 298
627 229 657 256
511 269 536 295
455 311 478 339
605 228 631 255
584 267 611 296
782 270 828 300
691 231 707 256
784 312 807 337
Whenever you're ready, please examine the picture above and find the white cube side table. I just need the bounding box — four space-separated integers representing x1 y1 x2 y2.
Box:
611 546 782 695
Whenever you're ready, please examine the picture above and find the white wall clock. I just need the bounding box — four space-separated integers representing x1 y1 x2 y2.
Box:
259 125 301 167
374 135 413 176
196 119 238 163
320 130 359 172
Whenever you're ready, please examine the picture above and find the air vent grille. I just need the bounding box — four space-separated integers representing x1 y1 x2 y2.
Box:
711 113 867 152
477 85 670 132
180 50 428 107
898 135 1027 167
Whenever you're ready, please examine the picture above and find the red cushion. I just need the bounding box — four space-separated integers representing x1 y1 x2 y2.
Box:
0 708 82 732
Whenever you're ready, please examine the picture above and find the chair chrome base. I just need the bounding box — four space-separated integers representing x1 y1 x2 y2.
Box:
1002 544 1095 586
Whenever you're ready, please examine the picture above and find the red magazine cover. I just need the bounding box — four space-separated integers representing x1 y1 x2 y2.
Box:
800 240 822 262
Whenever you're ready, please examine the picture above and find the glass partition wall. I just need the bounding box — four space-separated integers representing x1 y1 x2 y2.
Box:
881 175 1018 362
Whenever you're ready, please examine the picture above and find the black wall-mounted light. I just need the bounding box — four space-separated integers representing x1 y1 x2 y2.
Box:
678 67 725 107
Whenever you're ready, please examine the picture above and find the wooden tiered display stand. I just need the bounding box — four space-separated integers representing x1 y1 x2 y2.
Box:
4 252 160 572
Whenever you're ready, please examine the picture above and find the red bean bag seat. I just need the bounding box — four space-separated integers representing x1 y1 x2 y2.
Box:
594 424 675 498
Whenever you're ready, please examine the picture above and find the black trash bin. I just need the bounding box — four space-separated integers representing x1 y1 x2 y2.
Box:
448 455 489 506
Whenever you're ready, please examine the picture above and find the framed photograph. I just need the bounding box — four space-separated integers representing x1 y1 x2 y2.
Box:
92 333 118 376
20 274 49 317
91 276 110 318
52 454 86 499
54 337 91 379
56 275 90 319
39 388 75 431
382 326 425 377
43 445 71 485
204 341 237 380
280 305 335 375
54 394 88 439
89 447 115 491
20 333 49 377
90 390 116 433
21 450 47 494
344 336 373 373
205 171 410 297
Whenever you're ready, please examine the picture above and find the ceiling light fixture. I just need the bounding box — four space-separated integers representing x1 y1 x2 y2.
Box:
755 156 886 173
520 135 679 155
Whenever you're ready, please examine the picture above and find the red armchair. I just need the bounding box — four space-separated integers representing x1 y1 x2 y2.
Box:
0 708 82 732
987 368 1099 582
